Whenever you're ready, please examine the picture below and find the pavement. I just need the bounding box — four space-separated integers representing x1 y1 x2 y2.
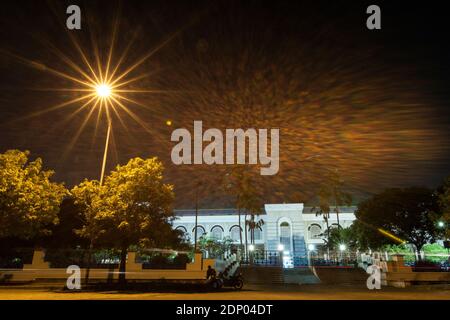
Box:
0 283 450 300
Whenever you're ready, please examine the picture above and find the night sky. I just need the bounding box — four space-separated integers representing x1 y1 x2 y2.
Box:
0 0 449 208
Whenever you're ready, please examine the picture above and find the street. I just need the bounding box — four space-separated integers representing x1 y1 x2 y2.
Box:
0 284 449 300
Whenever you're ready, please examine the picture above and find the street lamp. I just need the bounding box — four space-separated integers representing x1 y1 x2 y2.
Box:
438 221 445 228
248 244 255 252
95 83 113 186
96 83 112 98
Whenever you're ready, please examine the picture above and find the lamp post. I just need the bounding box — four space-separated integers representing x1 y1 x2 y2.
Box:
85 83 112 285
95 83 112 186
194 182 199 251
99 120 112 185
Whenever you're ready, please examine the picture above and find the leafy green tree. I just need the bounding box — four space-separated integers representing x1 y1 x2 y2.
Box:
71 180 107 248
198 234 233 259
0 150 67 240
350 219 391 250
101 157 176 284
71 179 108 283
326 225 359 251
43 197 88 249
355 187 441 259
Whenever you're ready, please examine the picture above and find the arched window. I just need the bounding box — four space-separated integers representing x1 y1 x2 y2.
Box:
229 225 242 242
175 226 189 240
210 225 224 240
192 225 206 241
308 224 322 239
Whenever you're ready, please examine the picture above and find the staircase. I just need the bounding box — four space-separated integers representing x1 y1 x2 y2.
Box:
283 267 321 284
241 266 284 285
313 266 368 286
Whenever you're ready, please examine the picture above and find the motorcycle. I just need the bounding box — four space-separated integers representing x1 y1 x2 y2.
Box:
223 273 244 290
210 272 244 290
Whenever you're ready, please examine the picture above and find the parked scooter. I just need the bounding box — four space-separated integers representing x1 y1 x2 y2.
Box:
210 271 244 290
221 272 244 290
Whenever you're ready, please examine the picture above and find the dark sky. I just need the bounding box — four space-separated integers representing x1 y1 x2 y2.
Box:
1 0 449 208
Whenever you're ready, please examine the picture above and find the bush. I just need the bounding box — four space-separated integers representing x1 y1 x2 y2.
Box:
0 248 34 268
173 253 190 267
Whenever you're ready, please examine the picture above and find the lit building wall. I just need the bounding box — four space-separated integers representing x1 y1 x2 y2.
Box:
172 203 357 265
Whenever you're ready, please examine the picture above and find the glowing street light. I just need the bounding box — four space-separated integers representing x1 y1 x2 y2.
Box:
248 244 255 252
437 221 445 228
308 244 315 251
94 82 114 186
277 244 284 251
339 244 346 251
96 83 112 98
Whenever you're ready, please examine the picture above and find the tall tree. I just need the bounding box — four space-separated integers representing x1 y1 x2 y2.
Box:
224 166 262 260
246 216 264 245
101 157 176 285
355 187 441 259
42 197 88 249
0 150 67 240
71 179 108 283
317 169 352 230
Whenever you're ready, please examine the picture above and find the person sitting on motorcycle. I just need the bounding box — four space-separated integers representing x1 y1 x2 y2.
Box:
206 265 216 280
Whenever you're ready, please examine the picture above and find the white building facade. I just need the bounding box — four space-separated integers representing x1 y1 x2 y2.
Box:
172 203 357 266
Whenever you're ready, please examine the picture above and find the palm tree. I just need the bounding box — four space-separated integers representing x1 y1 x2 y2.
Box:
223 166 262 262
247 216 265 244
318 169 352 229
311 205 331 239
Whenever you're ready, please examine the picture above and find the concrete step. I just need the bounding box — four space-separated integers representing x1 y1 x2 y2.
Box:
241 266 284 284
313 266 368 286
283 267 321 284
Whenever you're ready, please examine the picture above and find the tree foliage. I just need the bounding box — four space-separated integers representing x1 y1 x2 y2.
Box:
0 150 67 239
198 234 233 259
355 187 441 253
71 179 107 247
313 169 352 237
326 225 359 251
223 166 263 258
101 157 176 249
71 157 179 284
437 176 450 240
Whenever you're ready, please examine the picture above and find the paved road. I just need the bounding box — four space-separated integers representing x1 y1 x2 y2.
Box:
0 284 449 300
